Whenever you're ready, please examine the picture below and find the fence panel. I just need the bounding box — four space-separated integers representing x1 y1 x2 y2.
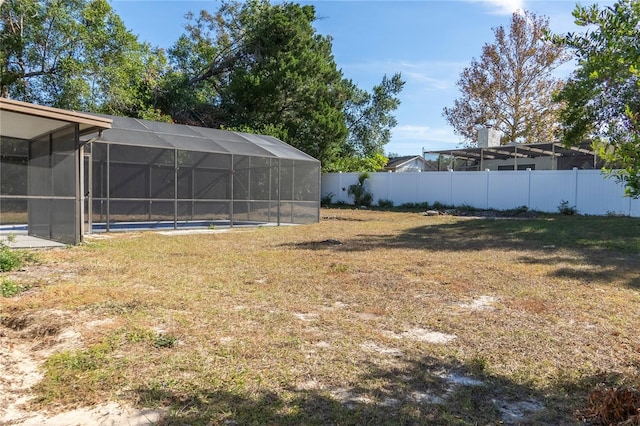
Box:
451 172 487 208
576 170 628 215
321 170 640 217
369 172 393 203
529 170 576 212
385 172 420 205
487 171 530 210
419 172 452 205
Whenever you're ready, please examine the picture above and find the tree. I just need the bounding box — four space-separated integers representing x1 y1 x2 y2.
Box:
343 73 405 159
0 0 158 116
443 11 569 146
160 0 404 170
158 1 347 168
554 0 640 197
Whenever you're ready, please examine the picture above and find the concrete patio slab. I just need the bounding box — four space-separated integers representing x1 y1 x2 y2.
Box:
0 233 65 249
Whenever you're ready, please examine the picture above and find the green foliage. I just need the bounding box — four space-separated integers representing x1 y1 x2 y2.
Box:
161 1 347 167
0 241 21 272
557 200 577 215
328 152 388 172
2 0 404 169
153 333 177 349
343 73 405 158
0 0 156 116
347 172 373 207
554 0 640 197
1 278 29 297
377 198 394 208
125 327 176 348
398 202 431 210
504 205 530 215
159 1 403 169
320 192 334 207
221 123 289 142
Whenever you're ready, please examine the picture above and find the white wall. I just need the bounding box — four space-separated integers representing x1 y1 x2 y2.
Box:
321 170 640 217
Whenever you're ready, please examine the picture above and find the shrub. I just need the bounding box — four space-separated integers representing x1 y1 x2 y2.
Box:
154 333 177 349
347 172 373 207
377 198 394 208
578 386 640 425
0 241 22 272
1 279 28 297
398 202 430 210
558 200 577 215
321 192 334 207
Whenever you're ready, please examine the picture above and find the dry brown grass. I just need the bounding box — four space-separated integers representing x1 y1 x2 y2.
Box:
1 208 640 425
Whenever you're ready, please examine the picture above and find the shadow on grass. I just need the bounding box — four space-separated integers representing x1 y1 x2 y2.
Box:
135 354 625 425
285 216 640 289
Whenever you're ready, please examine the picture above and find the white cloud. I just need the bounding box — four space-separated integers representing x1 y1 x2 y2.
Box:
392 125 462 145
341 60 465 92
468 0 525 15
403 71 452 90
398 61 466 91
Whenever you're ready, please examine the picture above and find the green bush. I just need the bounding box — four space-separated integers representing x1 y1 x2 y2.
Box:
321 192 334 207
377 198 394 208
347 172 373 207
558 200 577 215
0 242 22 272
1 279 28 297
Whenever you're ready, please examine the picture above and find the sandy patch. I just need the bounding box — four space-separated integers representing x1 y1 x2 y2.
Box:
14 402 164 426
410 391 446 405
438 372 485 387
360 341 404 357
494 398 545 424
296 379 323 391
329 388 374 408
457 295 498 310
293 312 319 322
385 328 457 344
356 312 381 321
0 309 165 425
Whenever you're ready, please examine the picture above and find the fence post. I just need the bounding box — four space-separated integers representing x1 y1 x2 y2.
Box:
574 167 579 210
485 169 490 209
449 169 454 206
528 168 532 209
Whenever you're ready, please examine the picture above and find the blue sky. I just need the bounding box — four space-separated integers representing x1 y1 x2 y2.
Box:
110 0 604 156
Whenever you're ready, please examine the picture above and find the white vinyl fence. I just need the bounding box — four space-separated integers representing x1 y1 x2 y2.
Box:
322 169 640 217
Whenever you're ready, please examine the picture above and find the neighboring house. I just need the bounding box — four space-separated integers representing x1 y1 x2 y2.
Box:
422 127 601 171
384 155 430 172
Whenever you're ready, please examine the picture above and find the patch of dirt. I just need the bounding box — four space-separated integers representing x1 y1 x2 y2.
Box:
293 312 319 322
457 295 499 311
0 308 165 425
494 398 545 424
15 402 164 426
360 341 404 357
384 328 457 344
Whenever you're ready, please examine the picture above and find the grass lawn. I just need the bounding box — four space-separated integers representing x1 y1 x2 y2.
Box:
2 209 639 425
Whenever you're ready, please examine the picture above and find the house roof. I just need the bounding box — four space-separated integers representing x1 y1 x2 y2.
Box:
84 114 319 163
424 140 595 161
0 97 112 140
385 155 427 169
